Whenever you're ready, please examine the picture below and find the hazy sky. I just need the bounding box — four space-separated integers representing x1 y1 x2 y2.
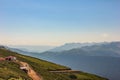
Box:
0 0 120 46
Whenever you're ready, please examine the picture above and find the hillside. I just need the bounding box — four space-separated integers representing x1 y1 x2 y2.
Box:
0 47 108 80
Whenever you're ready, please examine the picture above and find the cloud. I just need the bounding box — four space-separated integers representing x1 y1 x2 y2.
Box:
101 33 109 38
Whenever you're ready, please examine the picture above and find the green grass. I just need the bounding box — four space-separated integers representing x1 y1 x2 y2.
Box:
0 61 31 80
0 48 108 80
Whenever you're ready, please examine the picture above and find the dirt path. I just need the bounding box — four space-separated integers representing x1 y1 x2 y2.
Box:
49 70 80 73
19 61 43 80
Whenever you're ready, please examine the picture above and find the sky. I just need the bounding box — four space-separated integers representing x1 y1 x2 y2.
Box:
0 0 120 46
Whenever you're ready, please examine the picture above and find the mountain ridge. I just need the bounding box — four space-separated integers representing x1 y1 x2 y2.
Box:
48 42 110 52
43 42 120 57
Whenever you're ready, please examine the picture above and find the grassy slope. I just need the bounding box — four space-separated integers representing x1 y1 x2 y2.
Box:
0 48 108 80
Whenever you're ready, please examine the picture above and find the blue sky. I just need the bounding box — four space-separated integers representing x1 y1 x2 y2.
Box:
0 0 120 45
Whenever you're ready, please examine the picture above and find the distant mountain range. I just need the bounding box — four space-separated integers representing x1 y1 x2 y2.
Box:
49 42 109 52
8 45 55 53
46 42 120 57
